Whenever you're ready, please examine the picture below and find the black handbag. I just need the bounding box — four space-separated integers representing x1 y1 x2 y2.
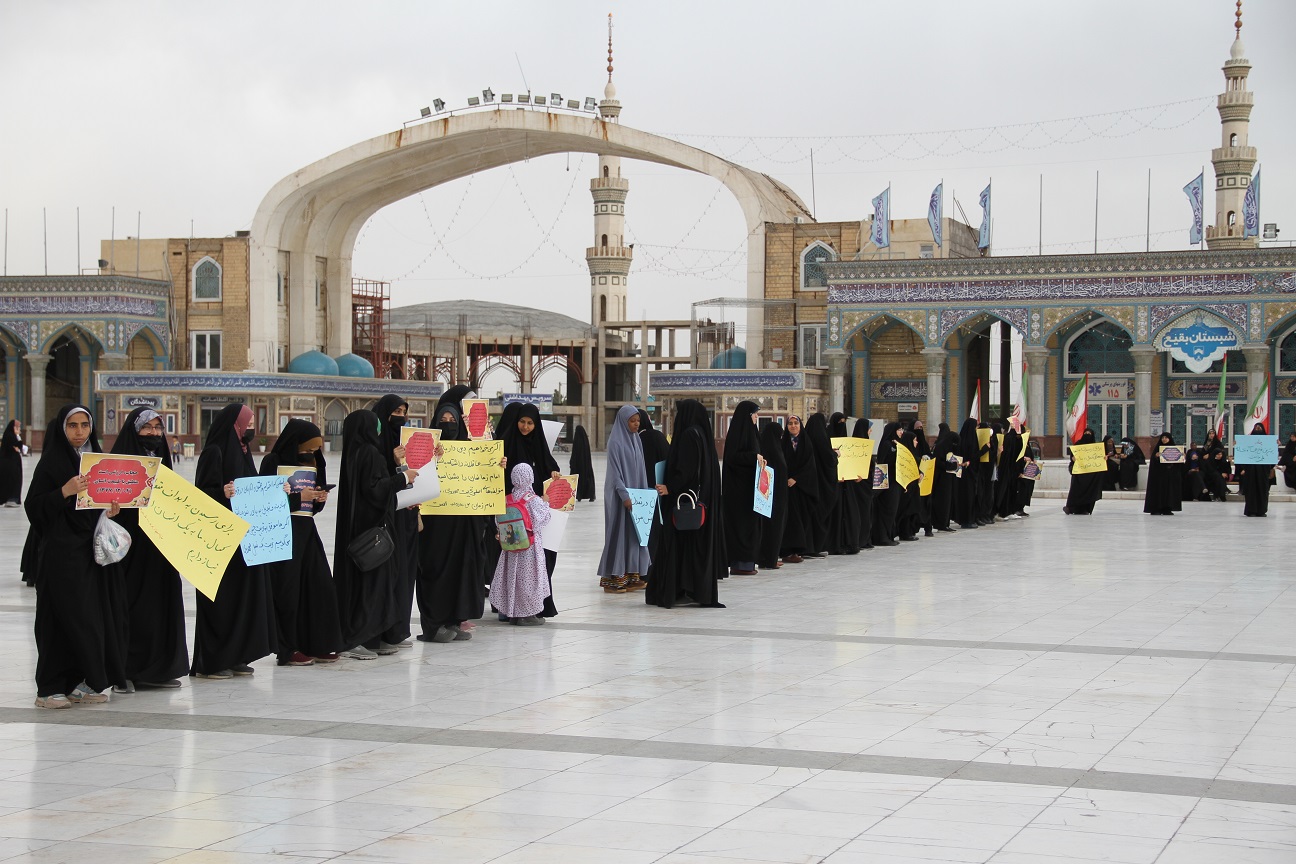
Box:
344 472 395 571
672 490 706 530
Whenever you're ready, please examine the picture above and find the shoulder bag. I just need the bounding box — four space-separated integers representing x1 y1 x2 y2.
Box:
346 467 396 571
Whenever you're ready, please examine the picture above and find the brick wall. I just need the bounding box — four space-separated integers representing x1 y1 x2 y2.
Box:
168 237 252 371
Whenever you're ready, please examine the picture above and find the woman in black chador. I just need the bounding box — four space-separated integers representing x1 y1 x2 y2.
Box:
334 410 416 655
1143 432 1184 516
1238 422 1273 517
975 422 998 524
850 419 876 550
929 423 959 533
1102 435 1120 492
259 419 344 666
722 402 765 574
1118 436 1145 490
501 402 561 616
1200 429 1231 500
111 407 188 689
894 426 921 542
417 397 487 642
1064 428 1103 515
371 394 419 649
646 399 726 609
569 425 596 501
804 413 839 555
27 405 127 707
955 419 981 530
826 413 861 554
191 404 276 679
756 421 789 569
995 420 1024 520
637 409 670 573
911 421 934 536
871 422 902 546
0 419 23 506
1280 429 1296 491
778 415 819 563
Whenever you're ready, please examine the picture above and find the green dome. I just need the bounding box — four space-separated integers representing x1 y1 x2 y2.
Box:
711 346 747 369
335 353 375 378
288 350 340 376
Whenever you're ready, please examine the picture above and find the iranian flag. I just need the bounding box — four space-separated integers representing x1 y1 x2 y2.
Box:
1242 373 1270 434
969 380 982 422
1064 374 1088 443
1214 355 1228 439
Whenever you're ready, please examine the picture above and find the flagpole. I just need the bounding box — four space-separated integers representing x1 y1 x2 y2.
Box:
1093 170 1100 254
1038 173 1043 256
1146 167 1151 253
1200 165 1205 250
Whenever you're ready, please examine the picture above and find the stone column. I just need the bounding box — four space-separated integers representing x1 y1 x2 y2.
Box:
1242 343 1271 427
581 337 595 440
26 355 51 434
1129 346 1157 438
825 349 848 416
1024 347 1049 434
921 347 947 427
520 337 533 391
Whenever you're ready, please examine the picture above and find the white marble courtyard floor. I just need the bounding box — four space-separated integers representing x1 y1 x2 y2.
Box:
0 452 1292 863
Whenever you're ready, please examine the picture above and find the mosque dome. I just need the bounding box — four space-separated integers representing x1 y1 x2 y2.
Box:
287 350 339 376
711 346 747 370
335 353 375 378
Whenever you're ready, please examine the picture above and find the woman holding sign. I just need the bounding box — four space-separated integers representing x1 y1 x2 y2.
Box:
502 403 562 618
27 405 127 707
722 402 765 574
597 405 656 593
372 394 419 650
191 404 277 679
1064 428 1104 515
758 421 791 566
1238 422 1272 517
260 420 344 666
778 415 820 563
850 419 876 549
871 422 903 546
805 414 839 555
109 407 188 690
1143 432 1184 516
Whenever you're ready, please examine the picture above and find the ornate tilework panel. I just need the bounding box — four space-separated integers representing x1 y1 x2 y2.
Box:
1149 303 1246 339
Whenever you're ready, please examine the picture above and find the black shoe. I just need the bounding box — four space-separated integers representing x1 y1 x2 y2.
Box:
959 523 979 530
938 527 957 533
899 535 918 542
878 539 899 547
923 530 934 537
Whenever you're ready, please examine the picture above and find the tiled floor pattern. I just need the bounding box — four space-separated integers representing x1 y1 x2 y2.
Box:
0 453 1291 862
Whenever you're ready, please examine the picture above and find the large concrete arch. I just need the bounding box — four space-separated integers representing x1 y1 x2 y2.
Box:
249 108 812 372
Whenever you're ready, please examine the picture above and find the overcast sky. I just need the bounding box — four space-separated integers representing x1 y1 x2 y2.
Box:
2 0 1292 330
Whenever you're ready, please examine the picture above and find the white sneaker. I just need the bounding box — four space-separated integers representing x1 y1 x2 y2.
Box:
342 646 377 660
1006 513 1023 520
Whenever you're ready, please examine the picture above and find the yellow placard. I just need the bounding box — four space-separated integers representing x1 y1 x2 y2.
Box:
831 436 873 481
399 426 442 470
1070 442 1107 475
895 442 920 489
419 440 505 516
75 452 161 509
917 456 935 496
977 427 992 462
1019 431 1031 461
139 465 249 601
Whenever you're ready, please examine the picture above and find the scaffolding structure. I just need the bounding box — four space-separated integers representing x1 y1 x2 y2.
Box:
351 278 391 377
690 297 801 368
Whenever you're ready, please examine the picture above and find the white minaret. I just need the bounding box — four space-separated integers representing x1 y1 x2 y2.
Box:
1206 1 1258 250
587 13 632 324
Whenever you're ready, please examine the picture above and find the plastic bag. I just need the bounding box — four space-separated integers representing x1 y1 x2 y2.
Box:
93 511 132 566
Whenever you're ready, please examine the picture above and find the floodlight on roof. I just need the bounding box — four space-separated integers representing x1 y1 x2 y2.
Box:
1264 223 1280 239
467 96 480 106
419 107 431 117
517 93 530 104
567 99 580 109
550 92 562 105
433 98 445 112
535 95 546 105
583 96 597 111
482 88 495 102
501 93 513 103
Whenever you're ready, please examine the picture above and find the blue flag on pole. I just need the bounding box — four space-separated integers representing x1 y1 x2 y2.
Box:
1243 168 1260 238
871 187 890 248
977 183 991 250
1184 172 1204 244
928 183 943 248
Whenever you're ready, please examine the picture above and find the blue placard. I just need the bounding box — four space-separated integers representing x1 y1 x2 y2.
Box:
1233 434 1278 466
231 475 293 565
753 466 774 519
654 460 666 486
626 488 658 547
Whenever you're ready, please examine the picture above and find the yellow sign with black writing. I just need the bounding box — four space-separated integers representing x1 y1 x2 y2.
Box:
831 436 873 481
1070 442 1107 475
919 456 936 496
139 465 249 601
895 442 920 489
977 427 992 462
419 440 506 516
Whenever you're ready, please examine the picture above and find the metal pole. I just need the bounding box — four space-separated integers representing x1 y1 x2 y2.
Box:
1038 174 1043 255
110 206 115 274
1145 168 1151 252
43 208 47 275
2 208 6 276
809 148 816 222
135 211 141 276
1093 171 1100 254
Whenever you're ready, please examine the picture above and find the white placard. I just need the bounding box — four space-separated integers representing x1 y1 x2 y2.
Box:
541 419 564 455
395 465 441 509
541 508 568 553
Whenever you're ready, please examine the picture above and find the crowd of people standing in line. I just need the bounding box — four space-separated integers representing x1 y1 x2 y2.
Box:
17 387 600 709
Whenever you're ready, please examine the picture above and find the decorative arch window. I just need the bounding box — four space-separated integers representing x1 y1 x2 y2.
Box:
193 257 222 301
1281 330 1296 373
601 233 609 248
799 241 835 290
1229 132 1239 147
1228 211 1237 229
1066 320 1134 375
602 165 609 179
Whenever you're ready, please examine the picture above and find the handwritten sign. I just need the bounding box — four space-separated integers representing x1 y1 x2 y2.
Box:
977 427 992 462
831 436 873 481
753 465 774 518
1021 461 1041 481
462 399 492 440
872 464 889 490
1233 434 1278 465
139 465 249 601
1158 446 1186 465
895 443 920 489
420 440 505 515
76 453 160 509
627 488 658 546
277 466 318 516
1070 442 1107 474
399 427 441 470
543 475 578 511
231 476 293 565
918 456 936 497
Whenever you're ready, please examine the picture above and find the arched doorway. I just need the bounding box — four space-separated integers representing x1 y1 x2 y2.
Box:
323 399 347 449
952 314 1024 422
46 336 81 420
1064 320 1135 440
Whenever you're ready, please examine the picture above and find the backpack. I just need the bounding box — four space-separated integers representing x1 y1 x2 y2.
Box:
496 495 534 551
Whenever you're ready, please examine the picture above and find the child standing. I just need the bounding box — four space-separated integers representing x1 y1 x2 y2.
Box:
491 463 552 626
